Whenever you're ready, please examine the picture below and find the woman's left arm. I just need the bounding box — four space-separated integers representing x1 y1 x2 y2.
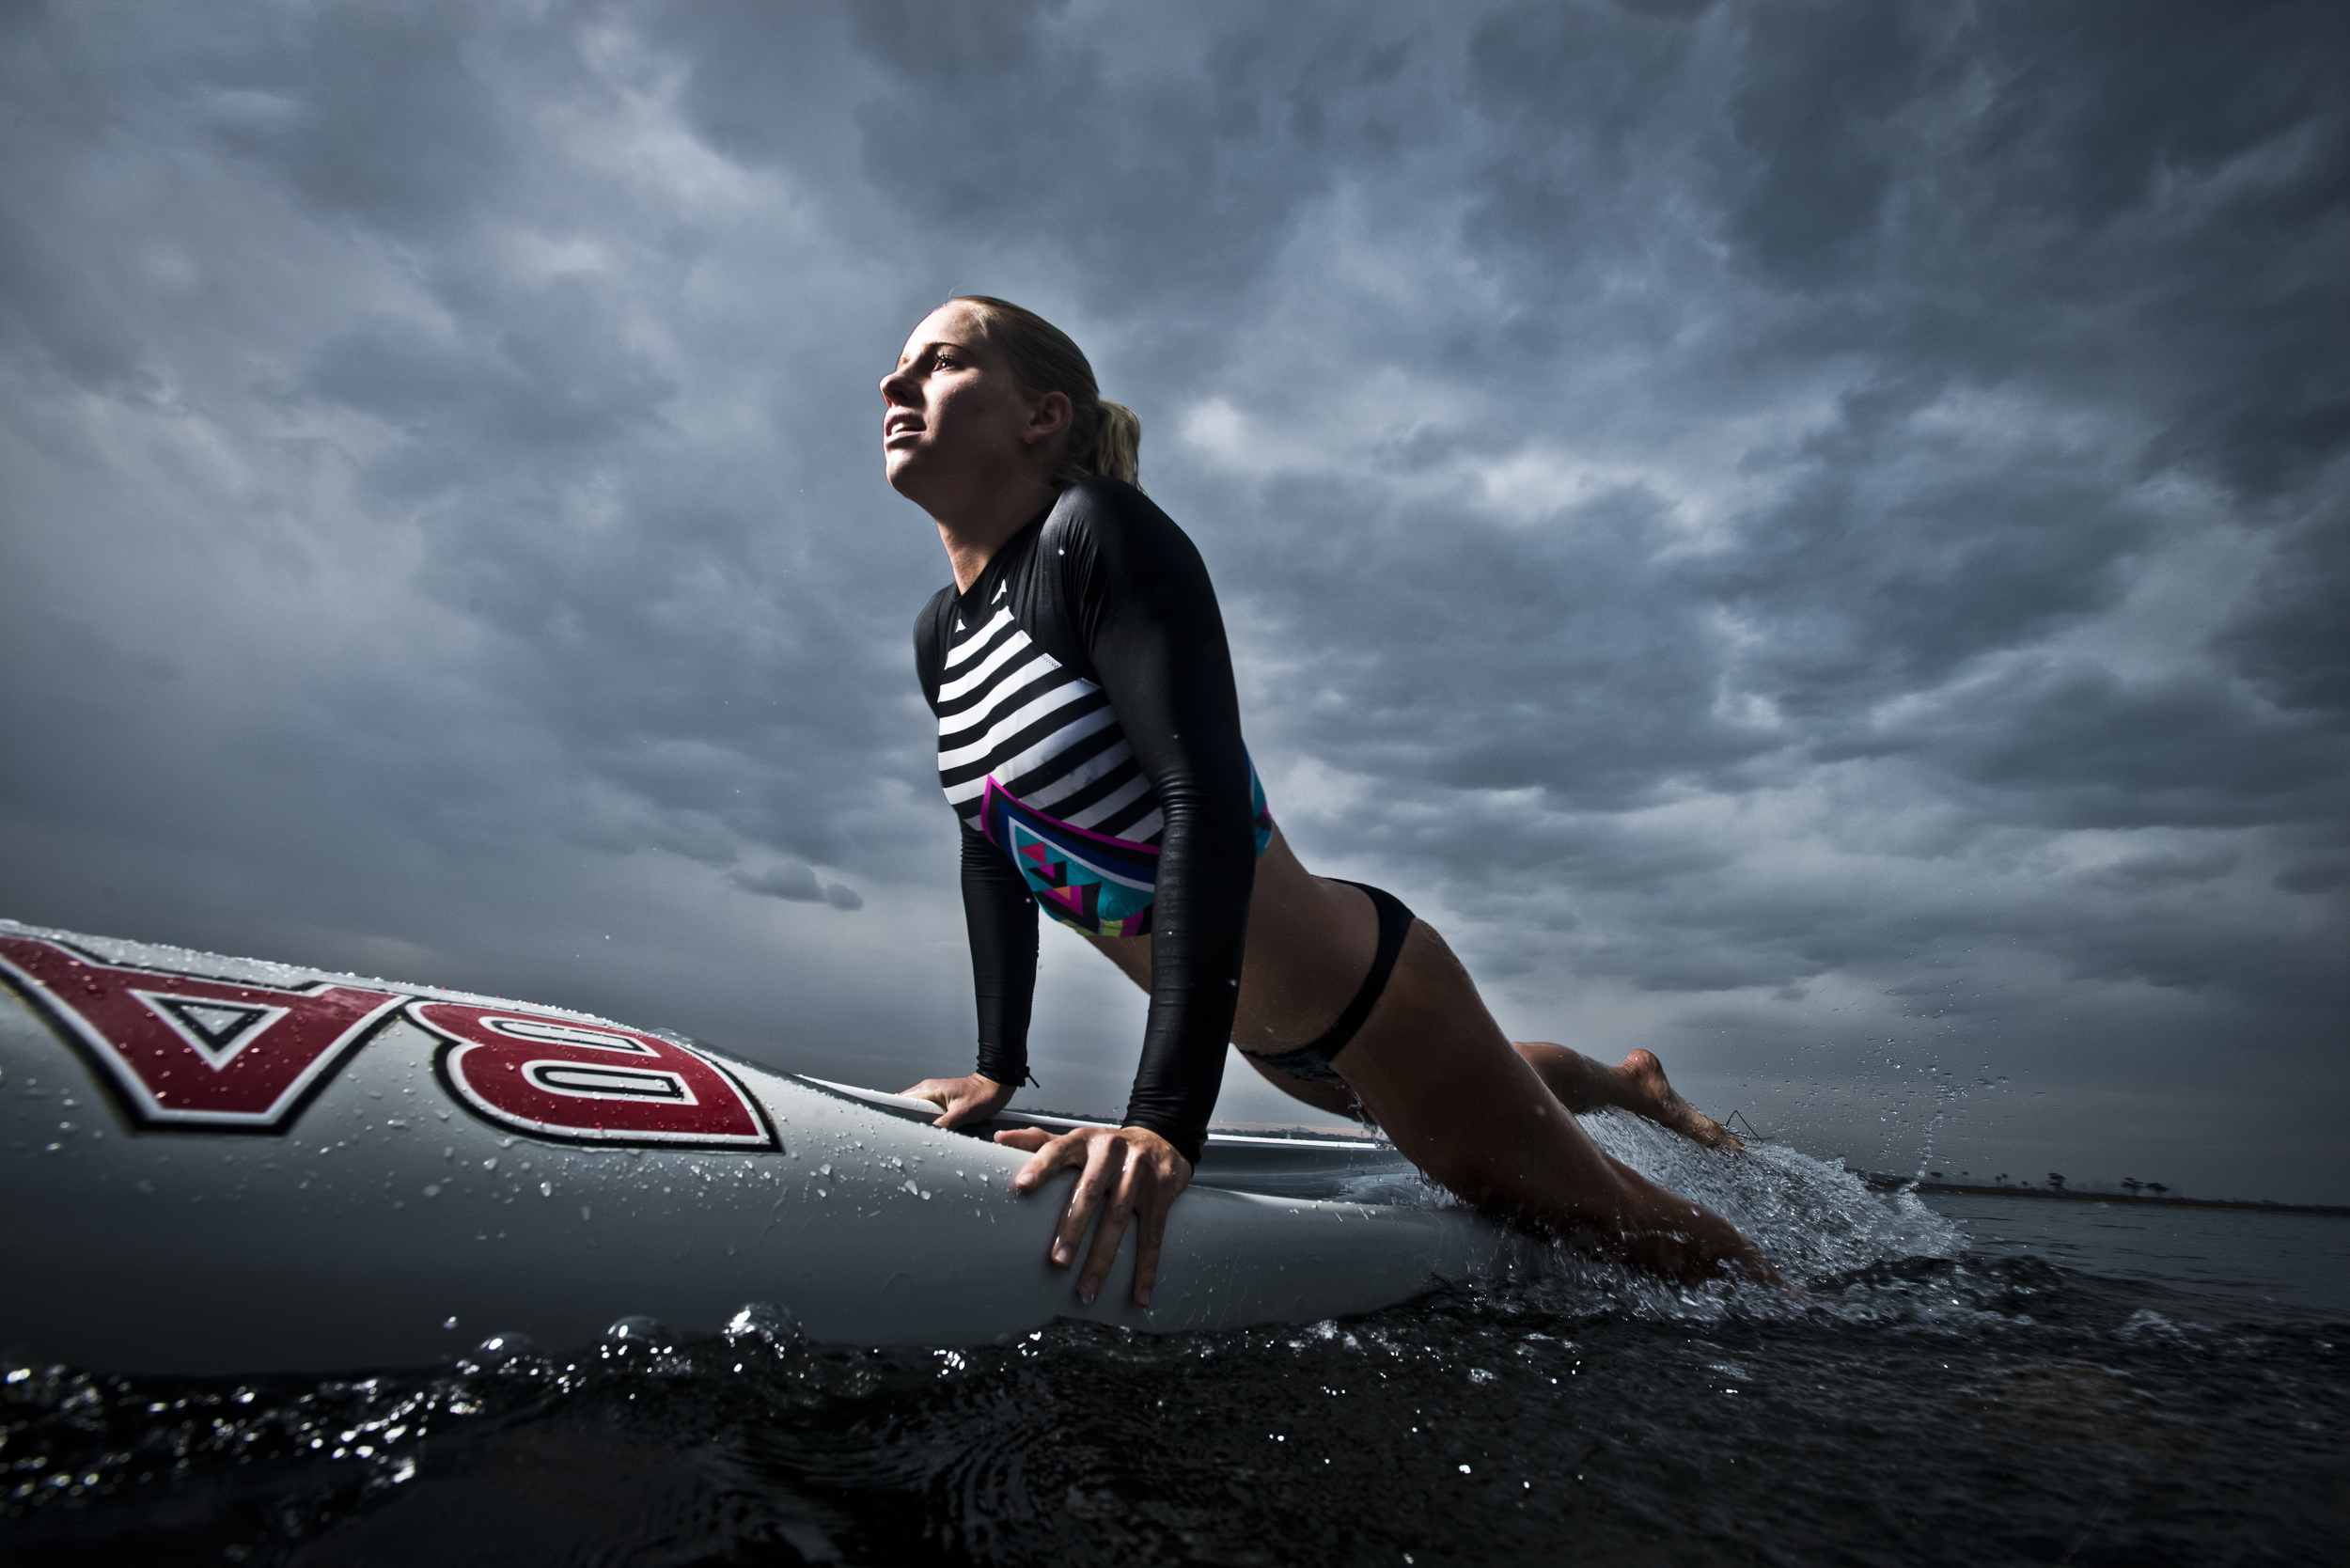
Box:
995 482 1257 1307
1071 483 1257 1166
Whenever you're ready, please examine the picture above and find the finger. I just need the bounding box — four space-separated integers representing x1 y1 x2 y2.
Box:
993 1127 1051 1153
1078 1161 1144 1307
903 1082 964 1128
1132 1177 1176 1308
948 1080 1013 1130
1013 1129 1090 1194
1050 1137 1120 1271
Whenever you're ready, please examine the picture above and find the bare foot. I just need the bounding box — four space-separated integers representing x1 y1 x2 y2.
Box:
1615 1050 1744 1152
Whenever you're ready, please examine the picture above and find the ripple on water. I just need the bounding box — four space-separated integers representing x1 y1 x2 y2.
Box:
3 1137 2342 1566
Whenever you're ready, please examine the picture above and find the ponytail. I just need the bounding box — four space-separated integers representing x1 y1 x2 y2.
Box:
948 296 1144 492
1091 400 1142 487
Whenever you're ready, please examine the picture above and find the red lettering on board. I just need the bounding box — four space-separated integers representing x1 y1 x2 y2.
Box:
0 935 402 1132
406 1001 776 1150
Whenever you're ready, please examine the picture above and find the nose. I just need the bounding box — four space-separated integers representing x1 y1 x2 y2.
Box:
880 365 917 403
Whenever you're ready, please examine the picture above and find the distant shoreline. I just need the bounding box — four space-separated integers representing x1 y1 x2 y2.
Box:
1865 1176 2350 1218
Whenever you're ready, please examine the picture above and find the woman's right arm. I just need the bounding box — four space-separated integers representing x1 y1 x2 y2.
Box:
906 588 1038 1127
904 826 1036 1127
961 823 1038 1088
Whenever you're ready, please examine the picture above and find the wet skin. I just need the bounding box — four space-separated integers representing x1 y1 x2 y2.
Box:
885 303 1772 1303
1071 829 1770 1287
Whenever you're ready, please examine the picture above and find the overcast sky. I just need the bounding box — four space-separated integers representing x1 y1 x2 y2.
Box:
3 1 2343 1200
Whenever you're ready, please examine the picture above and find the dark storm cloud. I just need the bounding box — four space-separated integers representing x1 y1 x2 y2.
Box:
834 0 1430 306
1162 2 2349 1052
0 0 953 1075
0 1 2342 1198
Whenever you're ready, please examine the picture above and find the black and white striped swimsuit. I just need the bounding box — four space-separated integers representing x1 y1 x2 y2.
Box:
933 579 1271 938
938 576 1164 845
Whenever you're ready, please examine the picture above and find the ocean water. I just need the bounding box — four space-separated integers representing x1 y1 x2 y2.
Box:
6 1115 2343 1567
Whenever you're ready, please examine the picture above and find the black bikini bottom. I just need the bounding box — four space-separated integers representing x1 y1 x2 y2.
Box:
1244 880 1415 1086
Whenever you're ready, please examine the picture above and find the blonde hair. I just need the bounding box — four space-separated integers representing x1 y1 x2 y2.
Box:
948 296 1142 490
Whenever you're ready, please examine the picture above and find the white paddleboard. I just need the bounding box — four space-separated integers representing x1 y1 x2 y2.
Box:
0 920 1522 1374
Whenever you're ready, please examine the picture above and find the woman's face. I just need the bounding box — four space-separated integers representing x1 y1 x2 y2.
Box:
880 305 1067 510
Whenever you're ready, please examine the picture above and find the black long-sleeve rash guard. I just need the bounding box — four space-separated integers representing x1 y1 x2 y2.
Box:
913 478 1261 1167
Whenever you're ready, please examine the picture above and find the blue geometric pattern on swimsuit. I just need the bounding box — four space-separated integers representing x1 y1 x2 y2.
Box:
977 760 1272 938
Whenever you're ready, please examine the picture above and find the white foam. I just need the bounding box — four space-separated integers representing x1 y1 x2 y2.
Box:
1579 1106 1966 1281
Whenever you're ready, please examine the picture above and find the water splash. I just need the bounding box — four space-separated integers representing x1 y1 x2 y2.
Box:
1336 1108 1964 1299
1578 1108 1965 1281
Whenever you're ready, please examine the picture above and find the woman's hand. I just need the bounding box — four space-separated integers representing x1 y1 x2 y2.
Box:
993 1124 1192 1308
901 1073 1015 1130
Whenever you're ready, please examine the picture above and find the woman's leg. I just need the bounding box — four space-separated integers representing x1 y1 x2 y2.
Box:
1237 1036 1739 1151
1511 1043 1744 1151
1335 923 1773 1284
1077 847 1768 1282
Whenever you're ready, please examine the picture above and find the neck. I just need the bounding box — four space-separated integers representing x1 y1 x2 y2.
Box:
932 472 1059 593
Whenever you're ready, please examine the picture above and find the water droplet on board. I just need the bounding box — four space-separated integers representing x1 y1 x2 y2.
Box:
725 1302 799 1344
474 1331 537 1365
604 1315 668 1347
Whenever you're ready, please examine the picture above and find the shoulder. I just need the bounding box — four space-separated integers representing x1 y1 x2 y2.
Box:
1043 478 1206 583
913 582 957 648
912 583 958 701
1046 476 1182 541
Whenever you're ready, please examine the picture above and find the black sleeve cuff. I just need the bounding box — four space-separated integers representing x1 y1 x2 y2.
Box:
1122 1113 1203 1170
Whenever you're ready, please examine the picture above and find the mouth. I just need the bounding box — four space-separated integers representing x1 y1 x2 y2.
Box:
884 414 923 445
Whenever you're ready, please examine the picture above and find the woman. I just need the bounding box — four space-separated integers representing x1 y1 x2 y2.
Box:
885 297 1771 1306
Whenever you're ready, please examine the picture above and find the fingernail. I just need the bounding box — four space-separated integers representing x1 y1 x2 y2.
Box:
1078 1278 1098 1305
1053 1245 1070 1264
1136 1289 1152 1308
